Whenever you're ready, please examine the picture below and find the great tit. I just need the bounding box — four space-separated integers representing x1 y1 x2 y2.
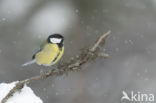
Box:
22 34 64 67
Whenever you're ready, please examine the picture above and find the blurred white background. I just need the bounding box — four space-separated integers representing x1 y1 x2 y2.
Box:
0 0 156 103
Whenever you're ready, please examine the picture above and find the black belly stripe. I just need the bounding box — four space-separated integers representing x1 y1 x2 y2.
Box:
52 52 60 63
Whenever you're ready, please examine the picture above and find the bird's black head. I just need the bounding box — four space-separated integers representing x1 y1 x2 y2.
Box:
47 34 64 48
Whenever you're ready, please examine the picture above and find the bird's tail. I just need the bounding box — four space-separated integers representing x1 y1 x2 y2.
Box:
22 59 36 67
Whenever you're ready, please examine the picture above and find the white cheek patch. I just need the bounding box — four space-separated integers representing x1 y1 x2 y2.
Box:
50 38 62 43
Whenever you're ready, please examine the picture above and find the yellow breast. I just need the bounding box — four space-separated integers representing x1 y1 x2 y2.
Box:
35 44 64 66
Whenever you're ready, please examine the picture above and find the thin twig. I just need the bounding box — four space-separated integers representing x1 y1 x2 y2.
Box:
98 52 109 58
90 30 111 52
1 31 111 103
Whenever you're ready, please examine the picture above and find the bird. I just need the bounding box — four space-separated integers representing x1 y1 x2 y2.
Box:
22 34 64 67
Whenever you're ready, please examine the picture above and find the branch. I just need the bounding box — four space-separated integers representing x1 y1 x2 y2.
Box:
1 30 111 103
90 30 111 52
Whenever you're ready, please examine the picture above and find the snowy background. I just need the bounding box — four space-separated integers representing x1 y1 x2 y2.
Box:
0 0 156 103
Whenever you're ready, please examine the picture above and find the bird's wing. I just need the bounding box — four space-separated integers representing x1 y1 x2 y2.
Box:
35 44 60 65
32 41 47 59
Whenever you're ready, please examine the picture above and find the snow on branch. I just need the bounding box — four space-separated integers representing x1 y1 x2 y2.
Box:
1 30 111 103
0 82 43 103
